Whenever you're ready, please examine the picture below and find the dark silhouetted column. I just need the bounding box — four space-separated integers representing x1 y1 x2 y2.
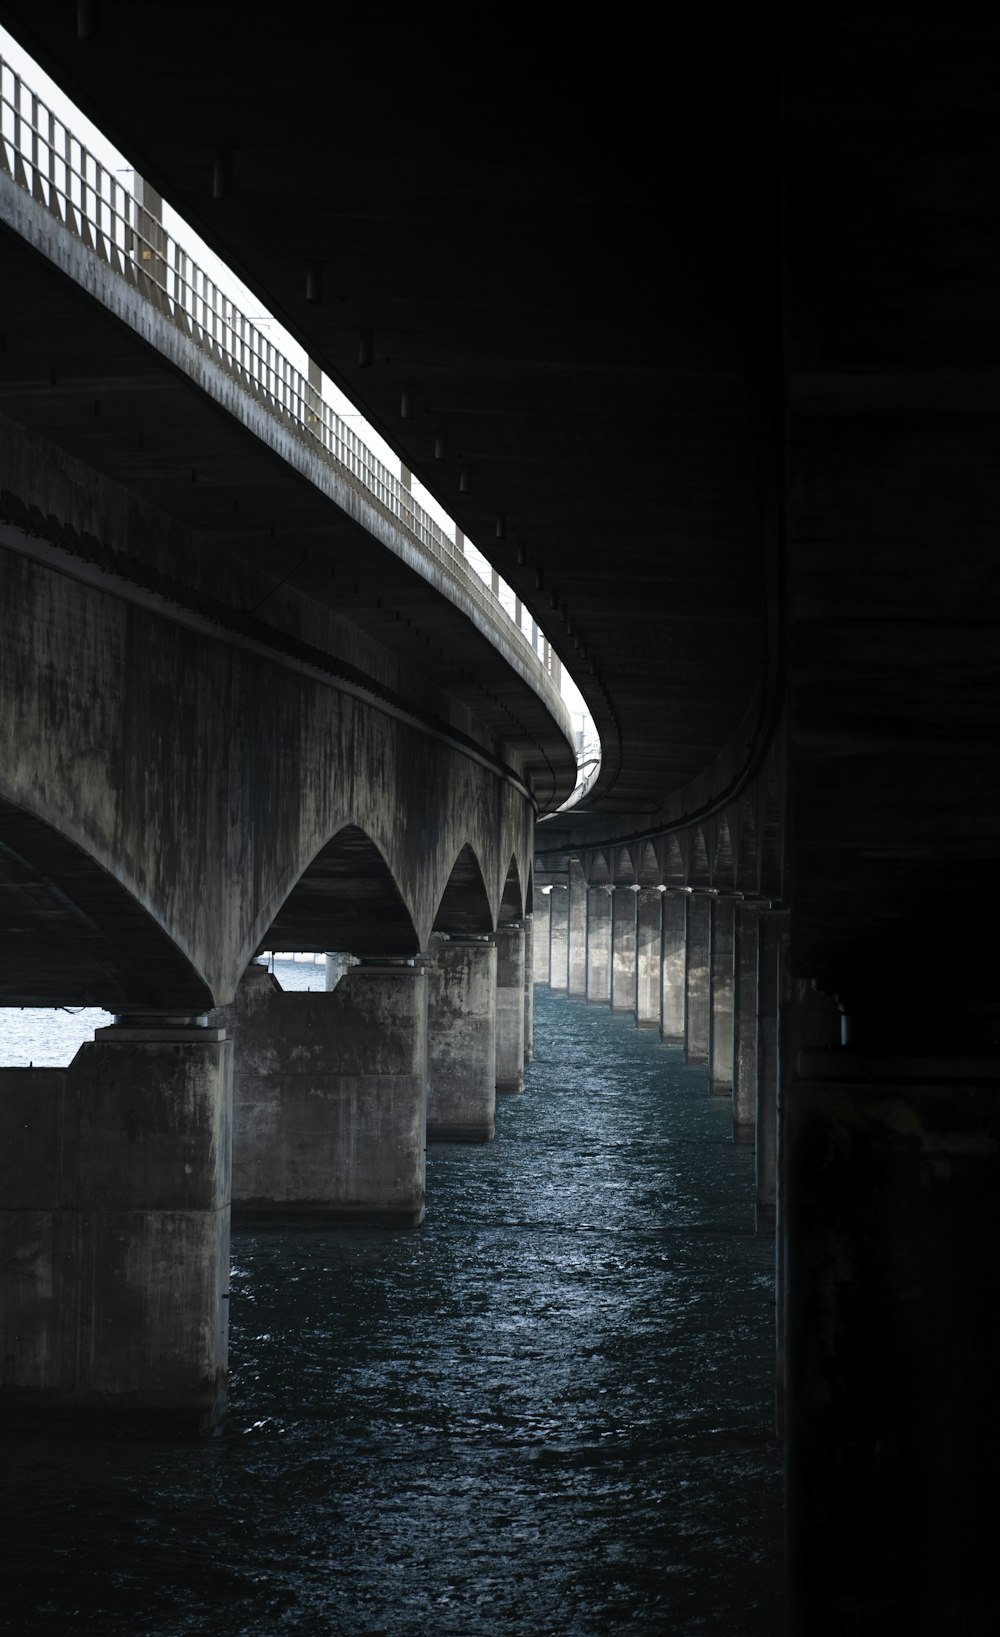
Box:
755 911 787 1234
733 904 760 1143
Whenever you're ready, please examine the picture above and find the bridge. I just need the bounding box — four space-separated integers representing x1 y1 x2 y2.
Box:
0 7 997 1633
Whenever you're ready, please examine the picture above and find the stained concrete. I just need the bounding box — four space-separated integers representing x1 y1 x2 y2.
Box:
660 893 686 1045
585 886 613 1006
684 895 712 1066
218 962 428 1227
426 938 497 1142
635 888 662 1028
0 1024 231 1429
548 889 569 993
567 863 587 998
733 905 760 1142
709 899 736 1092
611 888 637 1015
495 925 526 1095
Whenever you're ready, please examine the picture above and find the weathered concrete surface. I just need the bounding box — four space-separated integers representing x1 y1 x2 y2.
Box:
0 1025 231 1429
684 895 712 1066
660 892 686 1044
784 1059 1000 1636
635 888 662 1028
532 894 551 986
426 938 497 1142
567 862 587 998
548 888 569 993
218 962 428 1227
523 915 534 1063
709 898 736 1092
755 913 787 1235
495 925 526 1095
0 422 544 1009
733 905 760 1142
585 886 612 1006
611 888 637 1015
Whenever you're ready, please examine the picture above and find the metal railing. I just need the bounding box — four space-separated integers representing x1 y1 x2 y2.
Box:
0 50 590 771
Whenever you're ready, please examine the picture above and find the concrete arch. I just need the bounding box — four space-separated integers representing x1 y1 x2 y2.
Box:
432 842 493 936
663 833 686 887
261 823 420 957
0 793 212 1010
714 817 735 890
737 802 758 892
587 849 611 885
499 853 524 924
613 845 637 885
637 840 660 886
690 827 711 889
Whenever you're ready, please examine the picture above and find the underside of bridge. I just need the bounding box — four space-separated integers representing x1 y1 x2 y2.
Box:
1 5 998 1633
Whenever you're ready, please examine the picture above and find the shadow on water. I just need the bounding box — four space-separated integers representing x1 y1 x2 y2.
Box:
1 985 783 1635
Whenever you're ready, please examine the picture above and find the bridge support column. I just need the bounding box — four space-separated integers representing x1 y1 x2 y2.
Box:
495 924 526 1094
611 886 638 1014
660 891 686 1044
784 1055 1000 1636
733 905 760 1143
684 894 712 1065
523 915 534 1064
549 887 569 992
755 912 787 1235
567 863 587 998
0 1017 231 1431
223 961 427 1227
532 892 551 986
709 898 736 1093
635 887 662 1028
585 886 612 1005
325 952 355 990
426 937 497 1142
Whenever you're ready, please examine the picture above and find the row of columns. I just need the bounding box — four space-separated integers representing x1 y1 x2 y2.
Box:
0 922 533 1430
534 883 788 1235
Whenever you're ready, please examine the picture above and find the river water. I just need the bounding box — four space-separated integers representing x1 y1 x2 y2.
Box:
1 971 783 1635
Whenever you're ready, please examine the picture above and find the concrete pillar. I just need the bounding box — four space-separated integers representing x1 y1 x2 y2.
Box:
635 887 662 1027
684 893 712 1065
733 904 760 1142
585 885 613 1005
426 937 497 1142
709 897 736 1093
784 1054 1000 1634
523 914 534 1064
567 863 587 998
325 951 355 990
755 911 786 1235
548 886 569 992
611 886 638 1014
660 891 686 1043
223 961 427 1227
495 923 526 1094
0 1016 232 1430
532 892 551 985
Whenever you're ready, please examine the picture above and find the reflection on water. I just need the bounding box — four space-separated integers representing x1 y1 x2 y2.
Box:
1 982 782 1634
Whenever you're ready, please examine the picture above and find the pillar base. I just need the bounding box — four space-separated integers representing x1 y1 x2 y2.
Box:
496 1073 525 1096
636 1017 659 1029
733 1119 755 1145
219 964 427 1229
0 1025 231 1433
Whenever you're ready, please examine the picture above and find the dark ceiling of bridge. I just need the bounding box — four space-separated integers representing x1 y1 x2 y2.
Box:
0 5 775 819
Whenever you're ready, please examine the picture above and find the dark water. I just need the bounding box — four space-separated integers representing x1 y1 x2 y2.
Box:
1 989 782 1635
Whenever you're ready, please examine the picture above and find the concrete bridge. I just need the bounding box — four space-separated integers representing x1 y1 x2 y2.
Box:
0 7 998 1632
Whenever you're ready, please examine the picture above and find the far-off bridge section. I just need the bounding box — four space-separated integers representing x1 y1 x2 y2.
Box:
0 73 577 1431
